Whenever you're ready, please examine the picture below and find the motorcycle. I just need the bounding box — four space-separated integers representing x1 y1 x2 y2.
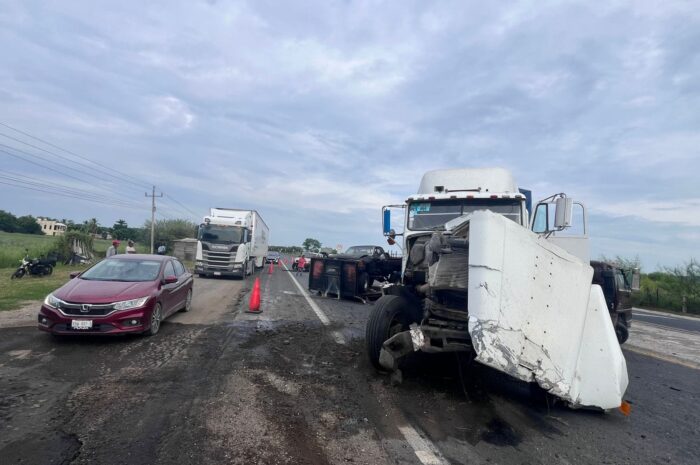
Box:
11 252 56 279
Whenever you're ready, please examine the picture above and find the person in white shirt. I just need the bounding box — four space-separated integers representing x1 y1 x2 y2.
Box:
106 240 120 257
126 240 136 254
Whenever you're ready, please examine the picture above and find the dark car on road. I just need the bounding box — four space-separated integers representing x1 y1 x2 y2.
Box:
266 251 281 264
38 254 193 337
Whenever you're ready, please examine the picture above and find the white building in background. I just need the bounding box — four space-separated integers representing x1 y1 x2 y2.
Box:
36 218 67 236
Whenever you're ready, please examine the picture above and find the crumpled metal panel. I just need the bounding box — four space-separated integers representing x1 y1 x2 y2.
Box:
465 210 628 409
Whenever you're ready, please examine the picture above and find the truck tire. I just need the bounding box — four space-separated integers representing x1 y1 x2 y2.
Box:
366 294 412 370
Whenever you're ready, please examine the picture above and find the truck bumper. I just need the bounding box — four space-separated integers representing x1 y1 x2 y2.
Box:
195 263 245 278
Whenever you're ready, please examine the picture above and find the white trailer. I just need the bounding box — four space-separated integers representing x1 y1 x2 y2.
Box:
194 208 269 278
370 168 628 410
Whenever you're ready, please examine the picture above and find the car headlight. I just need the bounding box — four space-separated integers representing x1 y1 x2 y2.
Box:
113 296 150 311
44 293 64 309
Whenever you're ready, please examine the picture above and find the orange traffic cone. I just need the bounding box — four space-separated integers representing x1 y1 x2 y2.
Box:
268 262 274 274
246 277 261 313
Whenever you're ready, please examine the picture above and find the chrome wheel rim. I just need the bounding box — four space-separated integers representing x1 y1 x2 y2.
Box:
151 305 161 333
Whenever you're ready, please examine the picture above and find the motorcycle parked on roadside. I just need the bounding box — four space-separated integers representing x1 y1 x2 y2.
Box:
11 252 57 279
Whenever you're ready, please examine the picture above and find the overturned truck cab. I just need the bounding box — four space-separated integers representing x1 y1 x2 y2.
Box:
367 168 628 410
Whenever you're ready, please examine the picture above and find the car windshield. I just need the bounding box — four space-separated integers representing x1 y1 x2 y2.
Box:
344 246 376 256
268 252 280 258
408 199 522 231
198 225 243 244
80 259 162 282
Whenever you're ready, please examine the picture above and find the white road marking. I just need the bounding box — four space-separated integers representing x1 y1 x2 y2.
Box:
282 261 448 465
281 262 346 345
398 425 449 465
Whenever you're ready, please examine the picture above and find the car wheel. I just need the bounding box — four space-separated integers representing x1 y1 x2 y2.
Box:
144 303 163 336
46 265 53 276
366 295 413 370
181 289 193 312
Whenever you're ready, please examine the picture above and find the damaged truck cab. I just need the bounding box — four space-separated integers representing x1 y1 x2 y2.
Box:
368 168 629 410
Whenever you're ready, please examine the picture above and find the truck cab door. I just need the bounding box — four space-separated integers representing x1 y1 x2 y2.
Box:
531 196 590 263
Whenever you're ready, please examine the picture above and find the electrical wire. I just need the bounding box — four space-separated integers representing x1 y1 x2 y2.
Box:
0 123 201 221
0 172 148 209
0 122 152 190
0 180 150 211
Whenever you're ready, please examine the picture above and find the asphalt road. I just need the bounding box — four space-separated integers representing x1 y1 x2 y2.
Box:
0 261 698 464
632 307 700 333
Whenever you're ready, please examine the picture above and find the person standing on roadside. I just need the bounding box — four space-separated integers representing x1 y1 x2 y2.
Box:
126 240 136 254
106 240 120 257
296 254 306 276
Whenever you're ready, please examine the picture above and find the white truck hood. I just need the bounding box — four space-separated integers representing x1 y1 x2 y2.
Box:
463 210 628 409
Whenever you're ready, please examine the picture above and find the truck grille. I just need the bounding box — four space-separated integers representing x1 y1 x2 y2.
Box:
202 250 235 269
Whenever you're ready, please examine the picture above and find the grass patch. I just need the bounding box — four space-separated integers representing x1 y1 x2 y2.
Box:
0 231 150 267
0 231 57 268
0 264 88 311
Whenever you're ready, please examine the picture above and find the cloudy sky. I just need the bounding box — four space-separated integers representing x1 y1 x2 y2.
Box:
0 0 698 269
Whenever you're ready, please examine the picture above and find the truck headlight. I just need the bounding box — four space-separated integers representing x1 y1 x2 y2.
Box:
113 296 150 311
44 293 64 309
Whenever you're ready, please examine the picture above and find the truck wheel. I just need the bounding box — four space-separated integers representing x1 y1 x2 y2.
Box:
616 316 629 344
366 295 412 370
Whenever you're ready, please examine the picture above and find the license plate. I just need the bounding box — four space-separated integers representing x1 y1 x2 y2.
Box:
213 271 221 276
71 320 93 330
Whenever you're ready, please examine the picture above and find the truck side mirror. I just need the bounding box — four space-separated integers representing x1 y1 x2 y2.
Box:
554 197 573 229
383 209 391 235
631 269 641 291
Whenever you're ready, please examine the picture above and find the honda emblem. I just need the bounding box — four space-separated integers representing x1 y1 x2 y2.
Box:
80 304 91 313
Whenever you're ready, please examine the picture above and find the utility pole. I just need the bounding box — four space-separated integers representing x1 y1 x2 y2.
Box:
145 186 163 253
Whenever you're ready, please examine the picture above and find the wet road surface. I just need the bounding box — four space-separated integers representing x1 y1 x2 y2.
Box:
1 260 698 464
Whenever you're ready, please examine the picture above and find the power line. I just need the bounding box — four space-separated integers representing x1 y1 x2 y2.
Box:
0 172 148 209
163 193 200 220
0 142 141 201
0 179 151 211
0 122 152 190
1 123 200 222
0 172 144 209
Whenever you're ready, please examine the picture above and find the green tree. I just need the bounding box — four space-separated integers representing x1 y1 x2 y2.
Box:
302 238 321 252
0 210 18 232
112 219 130 240
143 219 197 251
15 215 42 234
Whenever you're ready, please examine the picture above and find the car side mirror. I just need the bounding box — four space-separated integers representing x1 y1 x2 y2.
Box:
163 275 178 284
69 271 81 279
554 197 573 229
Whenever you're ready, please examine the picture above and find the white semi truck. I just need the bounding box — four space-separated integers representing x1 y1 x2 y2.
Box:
369 168 628 410
195 208 269 279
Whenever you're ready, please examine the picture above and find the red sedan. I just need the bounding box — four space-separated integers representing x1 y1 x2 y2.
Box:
38 254 193 337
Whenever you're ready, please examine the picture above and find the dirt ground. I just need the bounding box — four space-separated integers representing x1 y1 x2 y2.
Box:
1 263 698 464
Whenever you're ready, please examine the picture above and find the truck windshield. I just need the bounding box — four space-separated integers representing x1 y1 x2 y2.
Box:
198 225 243 244
408 199 522 231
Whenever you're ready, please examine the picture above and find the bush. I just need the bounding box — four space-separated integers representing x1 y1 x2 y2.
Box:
51 231 94 262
